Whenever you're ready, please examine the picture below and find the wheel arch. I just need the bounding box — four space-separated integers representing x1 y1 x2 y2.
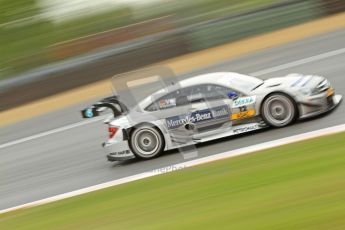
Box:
260 91 300 122
126 122 166 149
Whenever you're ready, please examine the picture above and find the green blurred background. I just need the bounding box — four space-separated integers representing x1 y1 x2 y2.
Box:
0 0 343 79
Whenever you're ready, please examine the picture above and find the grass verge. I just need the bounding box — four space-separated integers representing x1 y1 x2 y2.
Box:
1 132 345 229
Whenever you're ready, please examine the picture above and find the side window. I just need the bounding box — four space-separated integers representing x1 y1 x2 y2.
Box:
145 89 181 111
187 84 236 102
176 84 230 104
181 85 205 104
145 84 237 111
202 85 230 101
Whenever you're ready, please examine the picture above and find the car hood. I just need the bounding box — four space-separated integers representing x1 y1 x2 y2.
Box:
260 74 325 90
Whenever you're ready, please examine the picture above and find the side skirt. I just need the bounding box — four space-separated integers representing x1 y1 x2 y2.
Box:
194 122 267 143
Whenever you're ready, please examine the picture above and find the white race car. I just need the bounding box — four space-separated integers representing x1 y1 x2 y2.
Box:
81 72 342 161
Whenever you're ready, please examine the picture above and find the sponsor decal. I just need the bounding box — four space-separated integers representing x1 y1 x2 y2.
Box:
231 109 256 120
211 106 230 119
159 98 176 109
233 96 256 108
166 105 229 130
233 124 259 134
111 150 131 155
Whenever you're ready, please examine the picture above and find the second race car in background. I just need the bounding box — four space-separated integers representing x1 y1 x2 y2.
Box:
81 72 342 161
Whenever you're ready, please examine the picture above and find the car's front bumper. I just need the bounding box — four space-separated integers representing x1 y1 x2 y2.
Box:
299 93 342 119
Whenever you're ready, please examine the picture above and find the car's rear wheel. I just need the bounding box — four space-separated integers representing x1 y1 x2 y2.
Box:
261 93 297 127
129 124 164 159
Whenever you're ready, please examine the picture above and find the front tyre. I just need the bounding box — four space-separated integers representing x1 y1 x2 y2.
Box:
261 93 297 127
129 125 164 159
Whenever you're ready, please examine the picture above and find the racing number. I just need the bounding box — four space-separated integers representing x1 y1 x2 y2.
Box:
231 106 255 120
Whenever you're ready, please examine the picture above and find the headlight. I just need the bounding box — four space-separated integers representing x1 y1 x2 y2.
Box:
317 79 331 91
310 79 331 95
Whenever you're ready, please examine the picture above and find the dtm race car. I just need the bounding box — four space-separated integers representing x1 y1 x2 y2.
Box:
81 72 342 161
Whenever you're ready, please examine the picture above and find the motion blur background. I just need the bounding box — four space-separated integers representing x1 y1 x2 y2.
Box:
0 0 344 111
1 2 345 227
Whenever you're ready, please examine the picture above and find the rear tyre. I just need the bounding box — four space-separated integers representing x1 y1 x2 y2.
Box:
129 124 164 159
261 93 297 127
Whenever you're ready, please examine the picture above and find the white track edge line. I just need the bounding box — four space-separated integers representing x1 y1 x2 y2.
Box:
0 115 107 149
250 47 345 76
1 47 344 149
1 123 345 215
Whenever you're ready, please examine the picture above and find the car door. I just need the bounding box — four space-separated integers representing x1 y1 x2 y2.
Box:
145 88 197 146
145 84 249 145
184 84 234 139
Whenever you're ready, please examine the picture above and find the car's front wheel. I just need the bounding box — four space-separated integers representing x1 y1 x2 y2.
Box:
261 93 297 127
129 124 165 159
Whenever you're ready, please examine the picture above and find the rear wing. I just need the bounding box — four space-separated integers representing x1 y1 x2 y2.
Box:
81 95 128 119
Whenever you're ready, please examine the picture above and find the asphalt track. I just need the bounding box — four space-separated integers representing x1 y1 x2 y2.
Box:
1 28 345 211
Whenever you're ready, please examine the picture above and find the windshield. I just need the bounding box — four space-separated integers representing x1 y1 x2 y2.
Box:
219 73 263 93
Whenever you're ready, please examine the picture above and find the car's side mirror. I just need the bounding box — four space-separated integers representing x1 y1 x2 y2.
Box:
184 123 195 131
227 91 238 99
